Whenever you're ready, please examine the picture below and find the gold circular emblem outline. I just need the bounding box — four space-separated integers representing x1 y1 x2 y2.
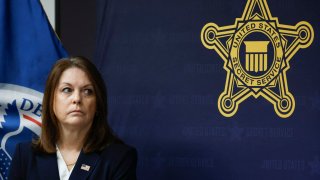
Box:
230 21 284 87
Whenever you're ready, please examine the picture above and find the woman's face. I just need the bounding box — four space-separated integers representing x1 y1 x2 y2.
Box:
53 67 96 131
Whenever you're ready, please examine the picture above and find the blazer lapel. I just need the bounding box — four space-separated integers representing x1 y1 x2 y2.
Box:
69 150 100 180
36 153 60 180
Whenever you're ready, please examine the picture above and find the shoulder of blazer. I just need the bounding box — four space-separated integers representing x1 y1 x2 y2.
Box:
15 141 55 158
9 141 34 178
97 143 138 179
9 141 58 180
69 143 137 180
99 143 137 161
11 141 57 166
14 141 35 162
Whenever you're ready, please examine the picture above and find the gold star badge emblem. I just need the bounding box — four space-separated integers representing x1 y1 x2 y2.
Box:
201 0 314 118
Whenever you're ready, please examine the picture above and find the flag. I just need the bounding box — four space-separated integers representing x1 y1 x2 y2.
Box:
81 164 91 171
94 0 320 179
0 0 67 179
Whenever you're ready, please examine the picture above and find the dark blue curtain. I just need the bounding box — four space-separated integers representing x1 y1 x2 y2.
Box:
94 0 320 179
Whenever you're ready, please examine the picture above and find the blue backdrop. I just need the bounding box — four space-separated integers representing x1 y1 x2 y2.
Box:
94 0 320 179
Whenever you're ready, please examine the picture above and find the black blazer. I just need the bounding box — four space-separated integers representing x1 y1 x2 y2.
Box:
8 142 137 180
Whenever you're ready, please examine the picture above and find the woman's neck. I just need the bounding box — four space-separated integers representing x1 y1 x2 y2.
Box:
56 127 90 171
57 125 90 151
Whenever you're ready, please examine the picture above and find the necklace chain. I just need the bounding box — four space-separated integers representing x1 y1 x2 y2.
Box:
66 162 76 166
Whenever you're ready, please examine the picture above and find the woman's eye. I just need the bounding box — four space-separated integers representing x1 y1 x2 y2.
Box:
62 87 72 93
83 89 94 95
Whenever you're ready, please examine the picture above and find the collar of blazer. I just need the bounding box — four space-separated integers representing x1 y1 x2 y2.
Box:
36 150 100 180
69 150 100 180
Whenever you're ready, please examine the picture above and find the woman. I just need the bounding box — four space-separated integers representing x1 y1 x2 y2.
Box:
9 56 137 180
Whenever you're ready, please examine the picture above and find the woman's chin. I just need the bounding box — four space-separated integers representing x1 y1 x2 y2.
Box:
61 118 91 129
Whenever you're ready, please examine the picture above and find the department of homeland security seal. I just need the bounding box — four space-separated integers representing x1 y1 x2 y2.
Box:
0 83 42 180
201 0 314 118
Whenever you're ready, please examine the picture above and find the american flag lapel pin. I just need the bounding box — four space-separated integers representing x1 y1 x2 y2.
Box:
81 164 91 171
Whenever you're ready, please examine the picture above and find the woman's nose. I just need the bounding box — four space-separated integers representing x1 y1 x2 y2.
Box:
72 91 81 104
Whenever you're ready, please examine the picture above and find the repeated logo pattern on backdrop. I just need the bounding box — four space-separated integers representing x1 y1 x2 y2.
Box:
95 0 320 178
201 0 314 118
